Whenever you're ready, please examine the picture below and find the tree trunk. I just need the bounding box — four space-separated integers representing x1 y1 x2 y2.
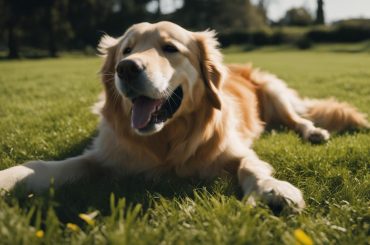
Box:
155 0 161 20
46 3 58 57
48 26 57 57
315 0 325 25
7 19 19 59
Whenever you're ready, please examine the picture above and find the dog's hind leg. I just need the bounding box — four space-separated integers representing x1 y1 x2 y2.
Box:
0 151 100 194
252 70 330 143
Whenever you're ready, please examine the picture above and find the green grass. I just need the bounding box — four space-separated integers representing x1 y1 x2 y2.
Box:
0 50 369 245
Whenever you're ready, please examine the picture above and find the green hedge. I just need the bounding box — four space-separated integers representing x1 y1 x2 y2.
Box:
307 19 370 42
218 29 302 47
218 19 370 47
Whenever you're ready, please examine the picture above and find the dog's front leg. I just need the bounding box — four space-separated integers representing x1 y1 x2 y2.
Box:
0 151 99 194
237 149 305 213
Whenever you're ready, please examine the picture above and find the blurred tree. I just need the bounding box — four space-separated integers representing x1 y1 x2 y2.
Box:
0 0 270 58
0 0 20 58
281 7 313 26
174 0 266 31
243 0 267 30
155 0 162 19
0 0 73 58
315 0 325 25
42 0 73 57
111 0 152 32
256 0 270 24
76 0 152 42
4 0 48 58
67 0 115 49
0 0 33 58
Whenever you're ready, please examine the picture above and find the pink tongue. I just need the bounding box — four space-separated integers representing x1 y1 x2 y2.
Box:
131 97 163 129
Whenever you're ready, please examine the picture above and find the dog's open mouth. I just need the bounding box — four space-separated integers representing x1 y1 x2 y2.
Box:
131 86 183 130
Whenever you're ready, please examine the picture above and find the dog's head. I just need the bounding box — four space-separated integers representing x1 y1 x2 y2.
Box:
99 21 226 135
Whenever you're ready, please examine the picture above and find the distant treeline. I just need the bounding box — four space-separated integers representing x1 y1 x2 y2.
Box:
0 0 369 58
219 19 370 48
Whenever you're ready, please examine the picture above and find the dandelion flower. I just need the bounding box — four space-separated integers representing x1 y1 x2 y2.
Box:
79 211 98 226
294 229 313 245
67 223 80 232
35 230 44 238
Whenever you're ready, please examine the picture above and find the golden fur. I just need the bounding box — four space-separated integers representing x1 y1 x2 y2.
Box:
0 22 368 212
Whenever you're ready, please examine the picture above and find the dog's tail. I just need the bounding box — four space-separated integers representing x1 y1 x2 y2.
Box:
303 98 369 132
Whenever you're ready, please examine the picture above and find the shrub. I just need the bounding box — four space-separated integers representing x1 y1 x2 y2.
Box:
306 27 335 42
307 19 370 43
295 37 313 50
218 30 273 47
270 30 302 44
219 27 306 47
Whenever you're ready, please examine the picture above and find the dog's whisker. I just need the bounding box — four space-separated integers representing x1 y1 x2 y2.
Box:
160 90 172 113
167 87 182 101
103 76 116 82
164 89 177 114
102 73 115 76
104 78 115 83
164 91 175 113
166 88 180 104
107 83 121 106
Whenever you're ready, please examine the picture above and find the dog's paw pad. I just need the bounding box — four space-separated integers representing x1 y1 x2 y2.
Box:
305 128 330 144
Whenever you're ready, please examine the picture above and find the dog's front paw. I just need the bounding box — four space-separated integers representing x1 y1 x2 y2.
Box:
304 127 330 144
0 164 36 195
246 178 305 213
0 169 17 194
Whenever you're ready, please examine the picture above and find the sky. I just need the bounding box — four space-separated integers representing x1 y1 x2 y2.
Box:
260 0 370 22
148 0 370 23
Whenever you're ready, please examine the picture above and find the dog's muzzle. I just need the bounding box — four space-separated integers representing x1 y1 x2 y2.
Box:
116 59 149 99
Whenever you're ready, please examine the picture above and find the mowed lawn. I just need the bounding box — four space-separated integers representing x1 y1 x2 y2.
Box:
0 50 369 245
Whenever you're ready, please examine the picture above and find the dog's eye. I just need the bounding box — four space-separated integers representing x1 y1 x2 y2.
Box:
162 44 178 53
123 47 132 55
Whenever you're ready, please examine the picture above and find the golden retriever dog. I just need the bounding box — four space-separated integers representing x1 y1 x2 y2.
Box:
0 21 368 212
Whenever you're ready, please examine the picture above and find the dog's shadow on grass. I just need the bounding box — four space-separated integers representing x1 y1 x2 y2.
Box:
9 133 240 224
264 124 369 143
52 174 239 223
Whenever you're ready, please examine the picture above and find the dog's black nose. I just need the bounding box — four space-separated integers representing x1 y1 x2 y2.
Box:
116 59 144 81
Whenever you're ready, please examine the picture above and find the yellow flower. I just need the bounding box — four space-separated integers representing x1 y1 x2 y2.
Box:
67 223 80 232
79 211 98 226
35 230 44 238
294 229 313 245
79 214 95 226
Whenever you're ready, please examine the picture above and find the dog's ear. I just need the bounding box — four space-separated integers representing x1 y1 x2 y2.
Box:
194 30 226 110
98 34 120 83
